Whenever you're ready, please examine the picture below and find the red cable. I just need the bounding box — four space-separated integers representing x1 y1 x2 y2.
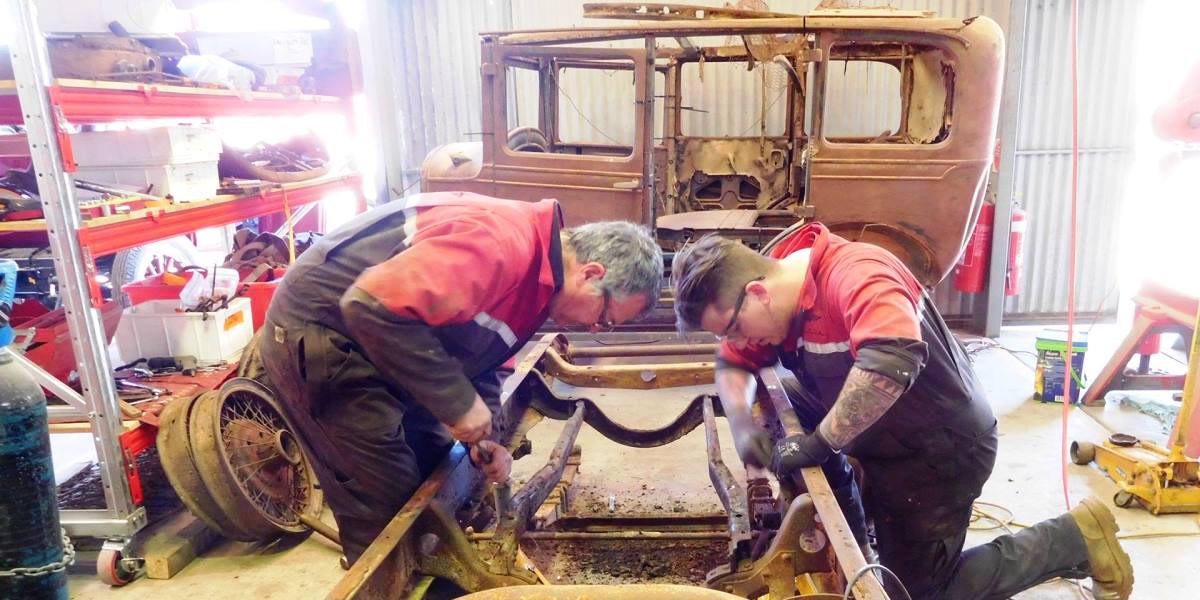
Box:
1061 0 1081 511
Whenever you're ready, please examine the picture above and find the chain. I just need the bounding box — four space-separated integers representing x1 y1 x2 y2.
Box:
0 530 76 579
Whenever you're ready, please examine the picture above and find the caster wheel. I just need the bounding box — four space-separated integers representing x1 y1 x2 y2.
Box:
1113 490 1138 509
97 548 138 587
1070 441 1096 465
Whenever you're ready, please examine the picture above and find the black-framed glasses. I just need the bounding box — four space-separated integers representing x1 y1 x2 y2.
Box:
722 276 765 338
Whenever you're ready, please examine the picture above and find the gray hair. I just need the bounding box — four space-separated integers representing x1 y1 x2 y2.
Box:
563 221 663 315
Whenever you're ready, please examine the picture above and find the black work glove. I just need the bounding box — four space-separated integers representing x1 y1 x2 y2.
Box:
732 428 774 469
771 431 835 476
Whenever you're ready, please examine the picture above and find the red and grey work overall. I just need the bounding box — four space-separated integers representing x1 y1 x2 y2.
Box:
721 224 1092 599
258 192 564 562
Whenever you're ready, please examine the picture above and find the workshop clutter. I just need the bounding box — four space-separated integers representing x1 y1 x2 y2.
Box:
193 31 313 90
113 297 253 364
122 265 286 331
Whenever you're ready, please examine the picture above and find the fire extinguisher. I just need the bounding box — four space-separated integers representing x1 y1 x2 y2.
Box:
1005 204 1026 296
954 202 1026 296
954 203 994 294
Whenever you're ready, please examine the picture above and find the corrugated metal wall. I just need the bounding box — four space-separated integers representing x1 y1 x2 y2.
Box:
382 0 1135 322
1000 0 1143 319
382 0 512 187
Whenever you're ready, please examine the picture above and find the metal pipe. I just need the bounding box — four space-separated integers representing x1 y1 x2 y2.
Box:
468 531 729 541
73 178 167 202
542 347 714 389
298 513 342 546
567 343 718 358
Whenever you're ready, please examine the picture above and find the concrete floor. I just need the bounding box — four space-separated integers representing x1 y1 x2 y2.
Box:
69 327 1199 599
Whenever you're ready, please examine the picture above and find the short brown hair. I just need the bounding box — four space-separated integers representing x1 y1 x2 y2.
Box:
671 235 775 333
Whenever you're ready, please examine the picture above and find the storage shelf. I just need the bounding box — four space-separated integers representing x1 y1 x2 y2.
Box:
0 174 359 254
79 174 359 255
0 78 346 124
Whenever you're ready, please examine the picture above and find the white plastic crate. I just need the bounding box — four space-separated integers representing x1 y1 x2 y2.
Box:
114 298 253 364
195 32 314 66
74 160 220 202
71 127 222 167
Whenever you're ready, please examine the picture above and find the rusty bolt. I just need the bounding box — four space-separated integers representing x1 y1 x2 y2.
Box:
418 533 441 556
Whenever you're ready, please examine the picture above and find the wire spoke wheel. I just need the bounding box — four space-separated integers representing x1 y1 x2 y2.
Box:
213 378 323 534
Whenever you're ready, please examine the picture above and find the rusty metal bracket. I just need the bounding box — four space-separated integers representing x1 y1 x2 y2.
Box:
702 395 753 568
514 369 713 447
413 502 538 590
706 494 837 598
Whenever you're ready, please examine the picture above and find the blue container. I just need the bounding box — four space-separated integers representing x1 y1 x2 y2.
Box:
1034 328 1088 404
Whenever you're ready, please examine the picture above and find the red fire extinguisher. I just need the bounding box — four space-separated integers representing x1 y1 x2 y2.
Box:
954 203 994 294
1005 205 1026 296
954 202 1025 296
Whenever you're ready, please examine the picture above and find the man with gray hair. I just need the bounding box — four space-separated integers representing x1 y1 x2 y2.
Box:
258 191 662 562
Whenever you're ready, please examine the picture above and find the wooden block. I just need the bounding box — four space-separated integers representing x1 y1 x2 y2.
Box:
48 419 140 434
138 509 221 580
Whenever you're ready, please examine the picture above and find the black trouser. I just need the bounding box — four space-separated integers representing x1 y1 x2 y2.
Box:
258 318 453 563
782 377 1091 599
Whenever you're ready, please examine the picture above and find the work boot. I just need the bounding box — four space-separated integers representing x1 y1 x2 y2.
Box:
1069 497 1134 600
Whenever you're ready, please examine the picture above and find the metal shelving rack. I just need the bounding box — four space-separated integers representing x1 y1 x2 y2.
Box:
4 0 362 553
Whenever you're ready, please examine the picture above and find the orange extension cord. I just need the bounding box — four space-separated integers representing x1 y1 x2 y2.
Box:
1061 0 1081 512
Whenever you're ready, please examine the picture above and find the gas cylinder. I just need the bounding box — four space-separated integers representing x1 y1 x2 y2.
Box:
0 258 68 599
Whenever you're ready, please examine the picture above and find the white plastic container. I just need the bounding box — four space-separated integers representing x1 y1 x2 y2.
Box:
114 297 253 364
195 32 314 66
179 267 240 309
74 161 220 202
71 127 222 167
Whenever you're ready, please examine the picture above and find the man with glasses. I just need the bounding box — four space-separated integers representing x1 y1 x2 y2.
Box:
258 191 661 563
670 224 1133 600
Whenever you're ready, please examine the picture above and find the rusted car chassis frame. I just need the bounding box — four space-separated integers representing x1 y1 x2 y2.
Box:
328 334 887 599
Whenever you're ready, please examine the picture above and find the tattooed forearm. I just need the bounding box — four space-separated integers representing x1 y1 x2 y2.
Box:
817 367 905 450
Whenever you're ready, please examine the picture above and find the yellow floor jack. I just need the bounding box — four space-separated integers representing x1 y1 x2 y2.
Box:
1071 306 1200 514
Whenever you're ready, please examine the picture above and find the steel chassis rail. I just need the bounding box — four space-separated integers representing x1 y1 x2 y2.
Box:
328 334 887 600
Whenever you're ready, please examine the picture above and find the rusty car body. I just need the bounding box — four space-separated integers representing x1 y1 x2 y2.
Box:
422 3 1004 285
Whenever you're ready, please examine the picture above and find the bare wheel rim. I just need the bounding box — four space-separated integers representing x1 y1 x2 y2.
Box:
215 378 322 532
